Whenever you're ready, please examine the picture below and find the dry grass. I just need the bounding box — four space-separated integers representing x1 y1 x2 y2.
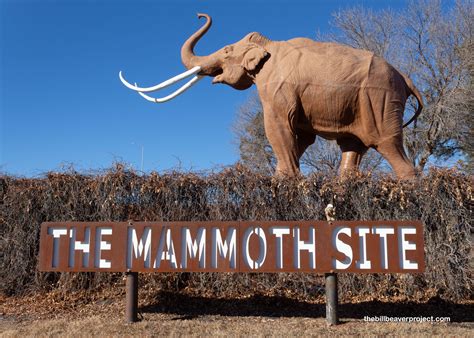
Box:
3 314 472 337
1 290 472 337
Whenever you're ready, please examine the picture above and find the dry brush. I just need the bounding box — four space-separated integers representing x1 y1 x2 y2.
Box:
0 165 472 302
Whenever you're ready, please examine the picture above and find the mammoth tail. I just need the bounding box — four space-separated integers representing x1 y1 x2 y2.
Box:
401 73 424 128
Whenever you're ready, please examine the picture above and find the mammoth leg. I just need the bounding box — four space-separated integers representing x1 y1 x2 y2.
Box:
337 137 368 176
297 132 316 159
376 135 415 179
263 106 300 176
360 88 415 179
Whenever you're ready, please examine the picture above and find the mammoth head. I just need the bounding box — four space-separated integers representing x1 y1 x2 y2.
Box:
182 21 270 90
119 14 270 103
208 40 268 89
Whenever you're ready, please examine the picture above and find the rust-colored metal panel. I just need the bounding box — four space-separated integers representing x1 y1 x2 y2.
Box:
38 221 424 273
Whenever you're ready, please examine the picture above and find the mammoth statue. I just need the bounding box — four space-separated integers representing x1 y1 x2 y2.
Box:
120 13 423 179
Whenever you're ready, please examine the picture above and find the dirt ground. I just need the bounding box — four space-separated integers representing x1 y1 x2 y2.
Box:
1 291 472 336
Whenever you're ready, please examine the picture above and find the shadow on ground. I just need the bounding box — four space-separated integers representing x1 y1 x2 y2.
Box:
140 292 473 322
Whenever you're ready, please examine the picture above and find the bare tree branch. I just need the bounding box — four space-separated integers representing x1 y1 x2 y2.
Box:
327 0 473 171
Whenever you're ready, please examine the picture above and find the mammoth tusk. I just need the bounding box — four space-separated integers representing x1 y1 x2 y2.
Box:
135 75 203 103
119 66 201 92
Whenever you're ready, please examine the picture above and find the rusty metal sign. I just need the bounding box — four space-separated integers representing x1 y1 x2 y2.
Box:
38 221 424 273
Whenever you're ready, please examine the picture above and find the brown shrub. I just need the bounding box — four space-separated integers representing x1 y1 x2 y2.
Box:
0 165 472 301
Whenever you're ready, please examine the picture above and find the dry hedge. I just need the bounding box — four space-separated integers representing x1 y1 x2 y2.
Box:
0 164 472 302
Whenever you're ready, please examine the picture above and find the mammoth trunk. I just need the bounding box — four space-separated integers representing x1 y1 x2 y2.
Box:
180 13 215 71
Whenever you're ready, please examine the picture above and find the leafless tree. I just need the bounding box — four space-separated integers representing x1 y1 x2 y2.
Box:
233 94 275 175
329 0 473 171
299 139 340 174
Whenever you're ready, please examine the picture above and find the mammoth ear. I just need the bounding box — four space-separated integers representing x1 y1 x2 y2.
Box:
241 44 268 72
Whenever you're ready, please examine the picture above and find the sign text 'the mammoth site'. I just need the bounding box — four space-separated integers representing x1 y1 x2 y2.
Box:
39 221 424 273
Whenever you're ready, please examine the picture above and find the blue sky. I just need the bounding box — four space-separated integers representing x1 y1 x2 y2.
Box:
1 0 407 176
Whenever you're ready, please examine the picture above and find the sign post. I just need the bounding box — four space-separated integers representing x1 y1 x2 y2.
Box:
38 220 424 323
324 203 338 325
325 273 338 325
126 271 138 323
